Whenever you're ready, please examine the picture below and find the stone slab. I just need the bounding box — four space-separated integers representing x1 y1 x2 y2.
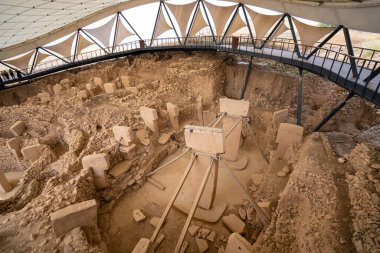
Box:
50 199 97 237
225 233 253 253
82 153 110 188
21 144 42 162
112 125 133 146
132 238 153 253
222 214 246 234
223 116 242 161
6 137 22 158
0 171 12 193
184 125 224 155
273 109 288 128
275 123 304 158
104 83 117 94
140 106 159 133
9 121 25 136
219 98 250 117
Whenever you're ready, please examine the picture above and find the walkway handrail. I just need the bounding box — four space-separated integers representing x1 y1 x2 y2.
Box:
1 36 379 106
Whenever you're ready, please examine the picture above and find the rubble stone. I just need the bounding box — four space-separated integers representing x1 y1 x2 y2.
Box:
222 214 246 234
9 120 25 136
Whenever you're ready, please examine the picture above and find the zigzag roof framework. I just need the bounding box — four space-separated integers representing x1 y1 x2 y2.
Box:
0 0 379 106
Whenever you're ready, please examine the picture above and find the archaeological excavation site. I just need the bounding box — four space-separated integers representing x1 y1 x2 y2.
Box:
0 0 380 253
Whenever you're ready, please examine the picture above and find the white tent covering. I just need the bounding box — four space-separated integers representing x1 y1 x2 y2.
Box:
3 50 35 72
227 13 247 36
165 2 197 37
83 15 117 48
246 7 281 41
292 18 335 53
76 33 94 55
153 6 173 39
189 7 209 37
34 51 51 66
44 33 76 60
115 19 135 45
204 2 237 36
269 22 289 41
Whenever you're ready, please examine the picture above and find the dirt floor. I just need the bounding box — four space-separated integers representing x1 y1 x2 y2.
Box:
0 51 379 253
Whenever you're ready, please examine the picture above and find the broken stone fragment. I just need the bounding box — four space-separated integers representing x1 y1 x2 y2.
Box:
53 84 63 95
276 164 290 178
225 233 253 253
158 132 172 145
0 171 12 193
206 231 216 242
258 202 270 209
338 157 346 163
37 92 51 102
222 214 246 234
9 120 25 136
133 209 146 222
149 217 164 228
126 87 139 95
199 228 210 238
196 238 209 253
136 129 150 146
76 90 89 100
239 207 247 221
188 225 200 236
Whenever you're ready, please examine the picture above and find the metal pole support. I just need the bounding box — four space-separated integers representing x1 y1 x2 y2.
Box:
297 68 303 126
313 91 355 132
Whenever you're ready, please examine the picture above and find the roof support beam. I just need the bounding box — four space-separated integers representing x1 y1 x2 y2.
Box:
287 14 302 58
29 48 39 74
305 25 342 60
112 13 121 53
150 2 162 47
220 4 241 44
162 2 182 45
39 47 70 64
80 29 109 55
260 14 286 49
73 30 80 62
0 61 21 73
119 12 143 42
199 0 216 44
241 5 254 45
343 27 358 78
184 0 201 45
364 66 380 83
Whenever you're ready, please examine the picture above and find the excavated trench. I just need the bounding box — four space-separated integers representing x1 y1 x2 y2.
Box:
0 51 379 253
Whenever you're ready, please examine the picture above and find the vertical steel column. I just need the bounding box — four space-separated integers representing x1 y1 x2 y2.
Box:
220 4 241 44
184 0 201 45
112 13 120 53
297 68 303 126
73 30 80 62
313 91 355 132
287 14 302 58
343 27 358 78
29 48 39 74
162 3 182 45
241 5 254 44
200 0 216 44
239 56 253 99
150 2 162 46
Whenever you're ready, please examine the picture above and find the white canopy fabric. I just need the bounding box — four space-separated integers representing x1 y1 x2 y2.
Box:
34 51 51 66
189 8 209 37
165 2 197 37
246 7 281 41
3 50 35 72
204 2 238 36
115 20 135 45
76 33 94 56
153 6 173 39
269 22 289 41
83 15 117 48
292 18 335 53
44 33 76 60
227 14 247 36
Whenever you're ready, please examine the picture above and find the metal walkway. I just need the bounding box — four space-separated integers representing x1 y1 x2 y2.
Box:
1 36 380 106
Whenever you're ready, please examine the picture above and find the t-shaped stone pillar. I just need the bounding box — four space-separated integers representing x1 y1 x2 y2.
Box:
112 125 133 146
275 123 304 159
0 171 12 193
219 98 250 162
140 106 159 133
21 144 42 163
82 153 110 189
184 126 224 210
166 102 179 130
273 109 288 129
